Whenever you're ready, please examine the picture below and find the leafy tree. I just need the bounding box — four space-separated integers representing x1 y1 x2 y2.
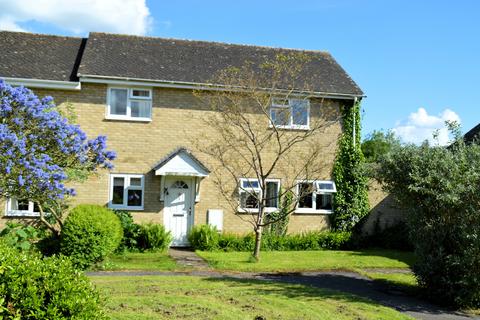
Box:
193 53 340 260
331 101 370 231
0 79 115 235
377 122 480 307
361 130 401 163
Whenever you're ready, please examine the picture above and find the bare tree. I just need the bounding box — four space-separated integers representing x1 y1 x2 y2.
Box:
192 53 341 260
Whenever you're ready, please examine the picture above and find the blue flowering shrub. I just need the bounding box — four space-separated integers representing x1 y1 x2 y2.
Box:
0 240 106 319
0 79 115 234
60 205 123 269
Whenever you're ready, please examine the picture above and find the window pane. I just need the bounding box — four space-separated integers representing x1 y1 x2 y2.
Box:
291 100 308 126
266 181 278 208
240 191 259 209
132 89 150 98
110 89 128 115
17 199 29 211
298 183 313 208
112 177 125 205
32 202 40 212
130 177 142 187
316 194 333 211
317 182 335 191
131 100 151 118
271 107 290 126
127 189 142 207
242 180 259 189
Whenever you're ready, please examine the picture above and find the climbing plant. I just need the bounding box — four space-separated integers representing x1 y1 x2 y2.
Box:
332 101 370 231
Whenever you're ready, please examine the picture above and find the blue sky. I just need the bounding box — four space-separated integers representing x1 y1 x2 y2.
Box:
1 0 478 143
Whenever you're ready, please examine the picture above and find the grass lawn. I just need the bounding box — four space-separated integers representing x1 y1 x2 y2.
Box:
196 249 416 273
91 275 413 320
96 252 179 271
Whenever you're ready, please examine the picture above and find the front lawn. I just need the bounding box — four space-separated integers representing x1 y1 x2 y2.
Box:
91 275 413 320
96 252 179 271
197 249 416 272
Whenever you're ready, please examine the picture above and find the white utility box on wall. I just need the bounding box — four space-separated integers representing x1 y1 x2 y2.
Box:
207 209 223 232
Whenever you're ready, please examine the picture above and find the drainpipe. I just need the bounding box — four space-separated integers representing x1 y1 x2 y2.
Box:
352 97 358 148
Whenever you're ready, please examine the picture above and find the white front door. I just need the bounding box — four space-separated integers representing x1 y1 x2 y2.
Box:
164 177 194 246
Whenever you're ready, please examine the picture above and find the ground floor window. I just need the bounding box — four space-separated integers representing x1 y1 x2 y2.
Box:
238 178 280 212
297 180 336 213
5 198 40 217
109 174 145 210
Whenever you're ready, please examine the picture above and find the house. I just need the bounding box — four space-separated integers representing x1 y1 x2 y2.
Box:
0 31 364 245
464 123 480 144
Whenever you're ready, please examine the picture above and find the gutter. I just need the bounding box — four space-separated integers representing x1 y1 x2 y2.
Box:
2 77 81 90
78 74 365 100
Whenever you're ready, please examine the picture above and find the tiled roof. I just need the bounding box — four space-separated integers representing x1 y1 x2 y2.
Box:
0 31 86 82
0 31 363 96
464 123 480 144
79 32 363 95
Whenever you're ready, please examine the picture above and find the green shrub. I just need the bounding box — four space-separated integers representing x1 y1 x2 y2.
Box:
378 128 480 307
137 223 172 251
0 241 106 319
113 210 142 252
352 221 413 251
0 222 39 251
189 225 351 252
188 224 220 250
60 204 123 269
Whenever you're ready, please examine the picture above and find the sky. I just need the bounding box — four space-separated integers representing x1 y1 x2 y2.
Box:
1 0 478 145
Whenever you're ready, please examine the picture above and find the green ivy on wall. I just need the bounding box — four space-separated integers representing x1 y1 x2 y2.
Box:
332 100 370 231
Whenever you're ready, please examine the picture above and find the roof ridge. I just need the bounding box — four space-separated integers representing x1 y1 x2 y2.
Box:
88 31 331 55
0 30 83 40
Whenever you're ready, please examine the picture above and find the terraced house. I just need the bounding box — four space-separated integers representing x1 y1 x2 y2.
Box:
0 31 365 245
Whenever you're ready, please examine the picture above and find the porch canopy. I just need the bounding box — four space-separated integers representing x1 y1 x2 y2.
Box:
153 147 210 202
153 147 210 177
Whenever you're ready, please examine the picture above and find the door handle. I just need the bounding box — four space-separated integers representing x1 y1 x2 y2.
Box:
188 208 192 216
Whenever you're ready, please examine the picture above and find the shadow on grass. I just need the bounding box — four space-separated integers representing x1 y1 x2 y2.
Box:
203 273 470 319
349 249 417 267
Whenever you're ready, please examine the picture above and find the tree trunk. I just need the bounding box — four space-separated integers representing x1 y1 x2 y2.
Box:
253 225 263 261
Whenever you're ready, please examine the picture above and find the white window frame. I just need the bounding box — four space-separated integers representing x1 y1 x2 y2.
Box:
269 98 310 130
5 198 40 217
108 174 145 210
238 178 281 213
295 180 336 214
106 87 152 122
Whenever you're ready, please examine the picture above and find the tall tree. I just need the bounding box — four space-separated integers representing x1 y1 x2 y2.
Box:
0 80 116 235
193 53 341 260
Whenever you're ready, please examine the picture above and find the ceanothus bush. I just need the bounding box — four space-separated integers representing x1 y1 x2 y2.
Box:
0 79 115 216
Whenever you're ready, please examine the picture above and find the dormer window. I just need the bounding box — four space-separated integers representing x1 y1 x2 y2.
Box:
270 98 310 130
107 87 152 121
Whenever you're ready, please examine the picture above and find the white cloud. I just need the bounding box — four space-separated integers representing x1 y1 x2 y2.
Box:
0 0 152 35
393 108 461 146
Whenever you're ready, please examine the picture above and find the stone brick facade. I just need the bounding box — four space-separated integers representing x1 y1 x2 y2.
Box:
1 83 344 234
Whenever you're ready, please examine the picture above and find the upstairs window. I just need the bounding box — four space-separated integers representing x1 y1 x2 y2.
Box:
270 98 310 130
109 174 145 210
107 88 152 121
5 198 40 217
297 180 336 213
238 178 280 212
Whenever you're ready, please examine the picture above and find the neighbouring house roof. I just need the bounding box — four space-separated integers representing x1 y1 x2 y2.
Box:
464 123 480 144
153 147 210 177
0 31 86 82
0 31 363 96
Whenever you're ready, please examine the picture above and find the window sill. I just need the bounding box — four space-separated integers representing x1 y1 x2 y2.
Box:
105 115 152 122
237 207 279 214
269 124 310 131
294 209 333 215
107 205 144 211
4 210 42 217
